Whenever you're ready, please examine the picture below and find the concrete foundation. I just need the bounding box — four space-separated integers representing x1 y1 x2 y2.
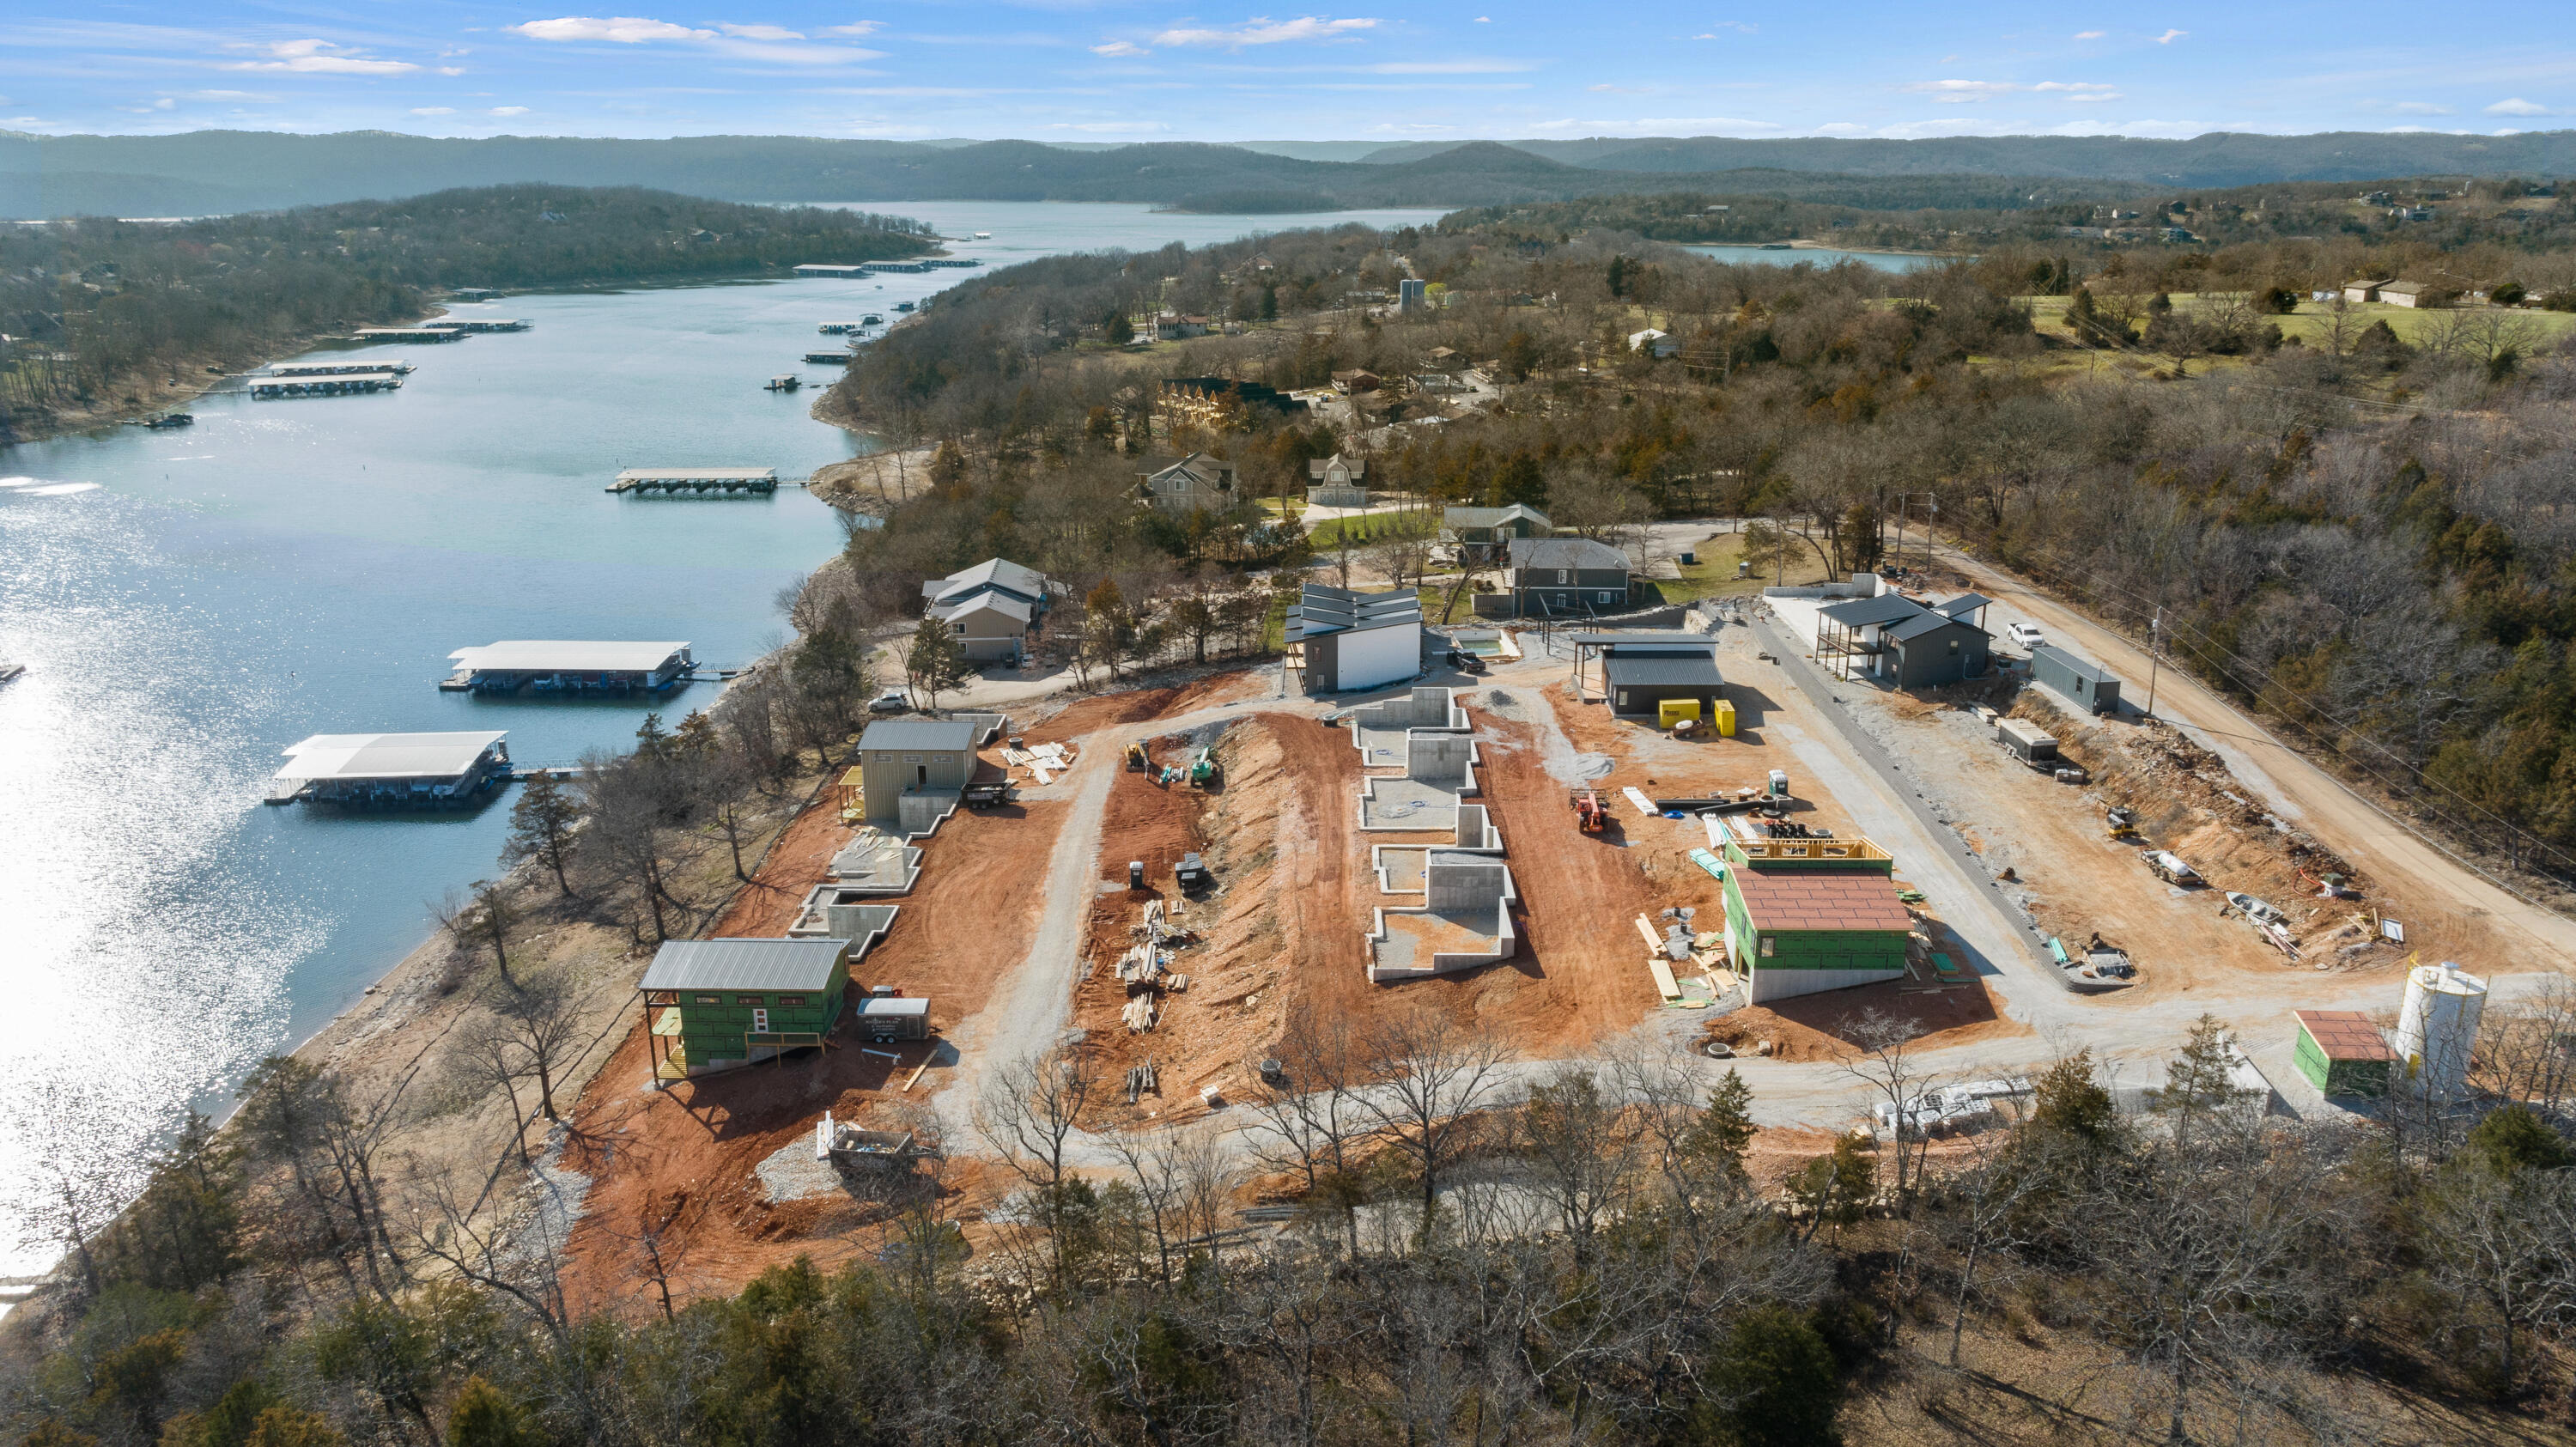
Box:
1349 687 1471 766
829 831 924 894
1368 857 1517 982
894 788 962 840
1358 776 1461 832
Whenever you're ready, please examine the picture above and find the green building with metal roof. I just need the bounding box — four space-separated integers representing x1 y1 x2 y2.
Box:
639 909 896 1079
1717 836 1915 1003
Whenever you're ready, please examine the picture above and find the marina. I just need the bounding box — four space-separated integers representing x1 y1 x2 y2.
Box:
251 371 405 399
817 322 865 334
425 318 533 333
608 465 781 496
804 350 853 365
442 639 696 694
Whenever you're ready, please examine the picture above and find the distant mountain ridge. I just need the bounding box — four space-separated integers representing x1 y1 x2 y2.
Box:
3 128 2570 220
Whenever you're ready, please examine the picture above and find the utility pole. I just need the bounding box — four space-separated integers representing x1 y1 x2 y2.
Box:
1891 495 1908 581
2144 607 2165 720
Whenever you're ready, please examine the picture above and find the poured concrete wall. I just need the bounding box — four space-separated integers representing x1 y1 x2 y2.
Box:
1453 804 1504 852
1348 686 1468 733
1407 733 1479 793
1425 854 1510 913
895 789 961 839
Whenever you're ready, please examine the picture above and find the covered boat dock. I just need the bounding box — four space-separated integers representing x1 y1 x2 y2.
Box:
251 371 405 399
444 640 695 694
270 731 510 808
269 360 415 377
608 467 779 496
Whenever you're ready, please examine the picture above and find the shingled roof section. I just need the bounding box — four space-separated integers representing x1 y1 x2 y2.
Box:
2294 1009 2396 1061
1730 869 1913 933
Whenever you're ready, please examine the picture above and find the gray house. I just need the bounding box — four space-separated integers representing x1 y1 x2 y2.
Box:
1575 632 1725 719
855 717 978 830
1443 504 1552 563
1814 592 1990 688
1288 583 1424 693
1138 453 1241 514
1305 453 1370 508
1493 536 1635 618
921 557 1051 663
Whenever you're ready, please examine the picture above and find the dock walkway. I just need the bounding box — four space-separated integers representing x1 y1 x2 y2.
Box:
609 467 779 496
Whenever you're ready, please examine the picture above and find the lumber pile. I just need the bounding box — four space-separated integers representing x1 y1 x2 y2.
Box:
1121 997 1158 1032
1003 740 1074 785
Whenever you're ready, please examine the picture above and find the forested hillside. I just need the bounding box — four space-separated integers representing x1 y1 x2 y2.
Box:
0 185 928 438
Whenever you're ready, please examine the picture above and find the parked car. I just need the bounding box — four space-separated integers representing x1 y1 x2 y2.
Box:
2005 622 2046 649
1445 647 1488 674
866 691 911 714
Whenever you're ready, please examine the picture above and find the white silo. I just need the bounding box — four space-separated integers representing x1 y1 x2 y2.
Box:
2394 961 2488 1100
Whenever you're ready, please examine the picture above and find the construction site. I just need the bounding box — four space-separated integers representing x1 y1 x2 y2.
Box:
544 545 2562 1311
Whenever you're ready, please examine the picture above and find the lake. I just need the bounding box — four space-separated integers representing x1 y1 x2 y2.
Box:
0 200 1446 1274
1682 244 1956 272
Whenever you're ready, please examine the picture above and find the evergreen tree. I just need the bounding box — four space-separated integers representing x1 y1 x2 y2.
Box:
905 614 970 712
502 769 580 896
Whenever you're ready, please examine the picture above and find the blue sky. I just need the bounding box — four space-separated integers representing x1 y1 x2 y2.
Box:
4 3 2570 143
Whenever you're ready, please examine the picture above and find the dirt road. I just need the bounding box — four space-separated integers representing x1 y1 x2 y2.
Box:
1938 545 2576 971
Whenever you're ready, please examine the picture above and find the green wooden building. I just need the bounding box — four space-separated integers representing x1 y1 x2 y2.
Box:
640 915 896 1079
1718 836 1915 1003
2291 1010 2393 1097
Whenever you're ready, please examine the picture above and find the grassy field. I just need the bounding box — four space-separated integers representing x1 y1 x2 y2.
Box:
1303 508 1441 549
1654 530 1831 604
2023 292 2576 354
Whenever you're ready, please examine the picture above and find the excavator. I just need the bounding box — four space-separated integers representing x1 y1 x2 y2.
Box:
1570 787 1607 834
1188 747 1220 788
1125 741 1151 771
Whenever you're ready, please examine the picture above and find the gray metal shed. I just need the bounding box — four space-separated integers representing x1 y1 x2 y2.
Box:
2030 645 2122 714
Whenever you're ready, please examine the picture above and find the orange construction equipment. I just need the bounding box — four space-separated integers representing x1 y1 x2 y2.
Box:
1571 787 1607 834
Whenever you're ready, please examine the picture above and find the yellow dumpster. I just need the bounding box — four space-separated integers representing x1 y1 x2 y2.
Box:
1713 698 1737 738
1657 698 1702 731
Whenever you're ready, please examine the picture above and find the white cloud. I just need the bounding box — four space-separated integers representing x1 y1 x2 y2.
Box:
1092 40 1149 57
2033 81 2111 92
511 16 715 43
1874 117 1984 137
223 38 418 74
1632 116 1782 130
1473 14 1490 20
1589 83 1649 94
2390 101 2452 115
2035 117 2218 137
1369 58 1532 73
2062 90 2122 103
821 21 881 36
179 89 276 101
1814 122 1867 135
2072 29 2105 39
2154 28 2186 43
437 66 466 75
410 106 456 114
1149 16 1378 49
1907 79 2014 103
1694 21 1756 35
718 24 805 40
2487 97 2553 116
2034 82 2121 102
490 106 530 115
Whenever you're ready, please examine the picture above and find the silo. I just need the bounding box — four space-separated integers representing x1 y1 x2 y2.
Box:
2393 961 2488 1100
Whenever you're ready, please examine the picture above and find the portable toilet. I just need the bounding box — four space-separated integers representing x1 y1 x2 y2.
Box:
1712 698 1738 738
1767 769 1789 797
1658 697 1702 731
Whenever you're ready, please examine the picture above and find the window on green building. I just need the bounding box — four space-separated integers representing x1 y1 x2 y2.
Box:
778 996 806 1006
1759 936 1776 958
736 994 765 1006
694 994 720 1005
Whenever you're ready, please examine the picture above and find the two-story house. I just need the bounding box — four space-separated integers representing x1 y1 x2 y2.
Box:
1137 453 1241 514
1305 453 1370 508
1443 504 1552 564
921 557 1052 663
1493 536 1636 618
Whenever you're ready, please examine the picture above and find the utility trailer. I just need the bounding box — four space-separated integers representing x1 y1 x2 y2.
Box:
2143 850 2202 886
962 781 1014 808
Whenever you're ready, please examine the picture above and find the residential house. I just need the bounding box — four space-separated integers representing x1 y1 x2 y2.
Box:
639 932 890 1076
2379 280 2439 308
1137 453 1242 514
1571 631 1724 719
1157 376 1306 432
1306 453 1371 508
1491 536 1635 618
921 557 1051 663
1443 504 1552 564
2342 277 2393 305
1627 327 1679 358
1330 369 1382 395
1812 592 1991 688
1718 835 1914 1003
1288 582 1424 693
854 718 978 830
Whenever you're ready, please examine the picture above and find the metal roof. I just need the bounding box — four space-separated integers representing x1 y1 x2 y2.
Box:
1605 654 1725 688
1570 630 1710 649
1288 583 1421 639
614 467 776 483
927 557 1047 604
1885 611 1981 644
448 641 690 673
275 731 506 781
1509 536 1632 572
1820 594 1928 629
1444 503 1548 530
858 718 979 752
860 997 931 1018
1935 592 1992 618
641 938 848 993
2030 644 2117 684
933 593 1032 624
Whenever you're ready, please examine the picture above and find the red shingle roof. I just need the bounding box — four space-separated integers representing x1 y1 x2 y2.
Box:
2294 1010 2394 1061
1731 869 1912 933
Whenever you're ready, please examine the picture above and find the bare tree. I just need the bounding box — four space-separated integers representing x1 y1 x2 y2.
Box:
487 968 591 1123
975 1043 1103 1294
1356 1009 1512 1246
1512 1062 1640 1272
1244 1009 1374 1256
430 878 521 986
1834 1006 1948 1213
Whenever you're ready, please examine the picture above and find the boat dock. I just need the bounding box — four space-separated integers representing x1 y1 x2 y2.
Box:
804 351 853 365
353 327 465 344
793 264 875 279
766 374 801 391
427 318 532 333
609 467 780 496
270 360 416 377
252 371 404 399
817 322 865 334
442 640 695 695
269 731 511 808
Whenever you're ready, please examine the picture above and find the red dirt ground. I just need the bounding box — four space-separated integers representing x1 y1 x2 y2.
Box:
552 781 1071 1313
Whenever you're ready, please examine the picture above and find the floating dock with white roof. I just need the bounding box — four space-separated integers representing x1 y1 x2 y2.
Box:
268 360 415 378
443 641 694 695
608 467 779 496
269 731 510 807
251 372 405 399
423 318 531 333
351 327 465 344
